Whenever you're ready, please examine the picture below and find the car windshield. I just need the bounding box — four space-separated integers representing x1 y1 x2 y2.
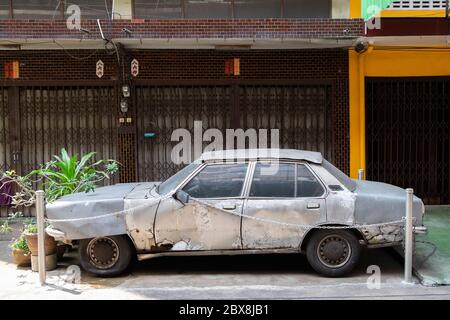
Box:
156 160 202 196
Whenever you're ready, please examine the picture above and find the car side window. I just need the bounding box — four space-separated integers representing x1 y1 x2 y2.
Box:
249 163 295 198
182 163 248 198
297 164 325 197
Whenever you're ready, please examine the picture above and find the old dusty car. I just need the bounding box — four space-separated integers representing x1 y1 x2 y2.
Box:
46 149 426 277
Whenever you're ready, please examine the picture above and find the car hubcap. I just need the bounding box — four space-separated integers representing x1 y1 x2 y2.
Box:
317 235 352 268
87 237 120 269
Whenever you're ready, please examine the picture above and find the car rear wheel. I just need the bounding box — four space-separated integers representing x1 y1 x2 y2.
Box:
306 229 361 277
79 235 133 277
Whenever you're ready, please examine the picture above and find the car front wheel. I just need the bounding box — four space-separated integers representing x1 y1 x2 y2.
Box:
79 235 133 277
306 229 361 277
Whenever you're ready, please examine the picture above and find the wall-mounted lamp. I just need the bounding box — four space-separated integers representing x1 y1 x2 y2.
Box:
354 41 369 54
79 28 91 35
122 28 133 36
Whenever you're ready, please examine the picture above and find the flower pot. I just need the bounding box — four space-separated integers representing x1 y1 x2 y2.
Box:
24 232 57 256
12 249 31 267
31 253 57 272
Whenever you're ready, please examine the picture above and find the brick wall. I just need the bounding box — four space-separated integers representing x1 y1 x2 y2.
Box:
0 48 350 176
0 19 364 39
0 50 118 80
131 49 347 80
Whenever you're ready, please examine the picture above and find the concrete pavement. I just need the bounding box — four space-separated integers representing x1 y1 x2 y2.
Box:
1 240 450 299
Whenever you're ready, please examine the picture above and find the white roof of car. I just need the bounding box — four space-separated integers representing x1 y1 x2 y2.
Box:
200 149 323 163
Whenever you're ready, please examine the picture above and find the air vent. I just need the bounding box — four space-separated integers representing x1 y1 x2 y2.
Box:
386 0 447 10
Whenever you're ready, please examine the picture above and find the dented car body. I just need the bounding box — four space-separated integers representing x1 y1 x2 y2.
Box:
46 149 427 277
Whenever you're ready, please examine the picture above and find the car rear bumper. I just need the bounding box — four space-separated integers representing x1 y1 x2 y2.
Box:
413 225 428 235
45 226 66 241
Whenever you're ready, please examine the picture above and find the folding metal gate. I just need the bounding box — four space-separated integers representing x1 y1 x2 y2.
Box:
0 88 10 173
135 85 233 181
366 77 450 204
238 85 330 155
136 82 331 182
0 85 118 216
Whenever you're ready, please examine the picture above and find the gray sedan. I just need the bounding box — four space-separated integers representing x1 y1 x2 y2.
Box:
46 149 426 277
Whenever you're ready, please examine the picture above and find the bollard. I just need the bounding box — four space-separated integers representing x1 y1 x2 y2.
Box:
36 190 46 286
358 168 364 180
403 188 414 284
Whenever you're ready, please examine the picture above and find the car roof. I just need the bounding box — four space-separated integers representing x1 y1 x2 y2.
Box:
199 149 323 164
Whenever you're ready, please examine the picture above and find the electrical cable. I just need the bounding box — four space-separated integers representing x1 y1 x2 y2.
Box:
414 240 438 269
53 41 101 61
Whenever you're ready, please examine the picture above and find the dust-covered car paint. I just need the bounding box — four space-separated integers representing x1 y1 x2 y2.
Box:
46 149 426 260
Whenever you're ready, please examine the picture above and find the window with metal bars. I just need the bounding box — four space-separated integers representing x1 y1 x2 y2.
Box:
133 0 331 19
386 0 447 9
0 0 113 19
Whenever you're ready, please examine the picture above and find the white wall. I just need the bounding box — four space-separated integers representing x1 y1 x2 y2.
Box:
113 0 133 19
332 0 350 18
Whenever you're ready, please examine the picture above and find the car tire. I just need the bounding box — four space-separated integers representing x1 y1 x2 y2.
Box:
79 235 134 277
306 229 361 277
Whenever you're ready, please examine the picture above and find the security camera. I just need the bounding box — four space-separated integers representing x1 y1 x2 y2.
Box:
79 27 91 34
122 28 132 35
354 41 369 54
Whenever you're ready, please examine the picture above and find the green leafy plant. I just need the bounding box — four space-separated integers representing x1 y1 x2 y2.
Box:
0 220 12 234
24 223 38 234
10 234 30 254
4 148 119 205
32 148 118 202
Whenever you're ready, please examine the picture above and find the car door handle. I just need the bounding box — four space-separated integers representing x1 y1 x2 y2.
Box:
222 204 236 210
307 202 320 209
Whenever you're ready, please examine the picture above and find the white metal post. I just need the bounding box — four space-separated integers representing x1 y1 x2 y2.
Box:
358 168 364 180
36 190 46 286
404 188 414 284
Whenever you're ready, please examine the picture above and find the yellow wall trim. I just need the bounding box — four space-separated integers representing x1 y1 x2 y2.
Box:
380 9 445 18
350 0 362 18
349 47 450 178
364 49 450 77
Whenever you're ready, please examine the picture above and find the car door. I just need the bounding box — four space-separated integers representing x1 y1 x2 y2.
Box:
242 161 327 249
154 162 249 251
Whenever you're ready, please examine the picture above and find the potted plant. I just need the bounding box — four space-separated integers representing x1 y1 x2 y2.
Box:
2 148 118 269
10 235 31 267
23 223 56 256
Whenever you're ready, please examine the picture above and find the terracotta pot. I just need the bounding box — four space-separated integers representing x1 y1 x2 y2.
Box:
12 249 31 267
31 253 57 272
24 232 57 256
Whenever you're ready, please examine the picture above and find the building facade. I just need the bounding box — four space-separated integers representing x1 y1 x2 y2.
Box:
0 0 448 217
350 0 450 204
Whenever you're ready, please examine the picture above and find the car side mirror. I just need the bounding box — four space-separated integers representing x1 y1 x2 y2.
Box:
174 189 190 205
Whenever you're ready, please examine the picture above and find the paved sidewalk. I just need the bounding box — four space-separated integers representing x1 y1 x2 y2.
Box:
1 240 450 299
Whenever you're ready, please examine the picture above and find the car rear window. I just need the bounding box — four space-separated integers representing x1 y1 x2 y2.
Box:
183 163 248 198
250 163 296 197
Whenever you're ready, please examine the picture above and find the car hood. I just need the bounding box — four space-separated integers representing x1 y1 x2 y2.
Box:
46 182 160 220
353 180 424 225
45 182 162 240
